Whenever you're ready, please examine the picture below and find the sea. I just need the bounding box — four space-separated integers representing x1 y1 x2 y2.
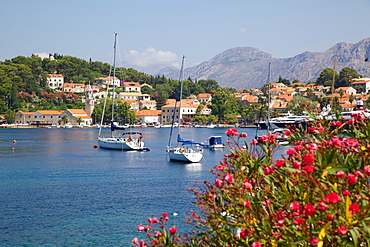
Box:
0 126 275 246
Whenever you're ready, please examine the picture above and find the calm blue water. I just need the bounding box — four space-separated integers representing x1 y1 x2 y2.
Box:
1 127 263 246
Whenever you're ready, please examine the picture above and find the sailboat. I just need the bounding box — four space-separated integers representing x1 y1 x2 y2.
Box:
254 63 289 145
166 56 203 162
97 33 149 151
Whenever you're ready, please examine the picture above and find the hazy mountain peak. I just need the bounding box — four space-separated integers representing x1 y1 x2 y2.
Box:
159 38 370 89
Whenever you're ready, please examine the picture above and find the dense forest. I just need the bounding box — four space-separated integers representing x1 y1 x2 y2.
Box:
0 54 364 124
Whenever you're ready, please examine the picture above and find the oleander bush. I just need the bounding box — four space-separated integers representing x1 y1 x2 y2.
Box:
133 111 370 246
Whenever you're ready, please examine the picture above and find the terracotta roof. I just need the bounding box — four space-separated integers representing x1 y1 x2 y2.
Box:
37 110 64 114
136 110 161 116
68 109 87 114
123 82 141 87
49 74 64 77
197 93 212 98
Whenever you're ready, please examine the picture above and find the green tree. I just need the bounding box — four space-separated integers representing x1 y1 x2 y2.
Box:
316 68 338 87
337 67 361 87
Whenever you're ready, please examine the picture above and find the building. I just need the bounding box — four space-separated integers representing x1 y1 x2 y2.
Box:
15 110 64 125
160 99 201 124
63 83 86 93
139 100 157 110
84 84 95 116
60 109 92 126
197 93 212 103
94 76 120 89
334 86 357 95
123 82 141 93
350 78 370 93
119 92 150 101
136 110 161 124
47 74 64 90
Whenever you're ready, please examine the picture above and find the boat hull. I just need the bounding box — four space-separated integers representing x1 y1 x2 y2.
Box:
167 147 203 163
98 137 148 151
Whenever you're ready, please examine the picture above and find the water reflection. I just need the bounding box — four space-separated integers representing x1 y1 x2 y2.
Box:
184 162 202 172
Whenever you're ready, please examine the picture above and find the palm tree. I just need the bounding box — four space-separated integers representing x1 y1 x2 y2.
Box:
76 117 83 126
61 115 69 125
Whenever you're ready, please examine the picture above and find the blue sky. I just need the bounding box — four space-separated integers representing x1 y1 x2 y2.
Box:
1 0 369 75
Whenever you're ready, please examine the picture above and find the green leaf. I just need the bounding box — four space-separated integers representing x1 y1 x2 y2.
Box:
349 229 358 246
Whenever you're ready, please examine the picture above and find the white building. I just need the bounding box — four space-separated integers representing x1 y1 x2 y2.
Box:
160 99 201 124
47 74 64 89
123 82 141 93
94 76 121 88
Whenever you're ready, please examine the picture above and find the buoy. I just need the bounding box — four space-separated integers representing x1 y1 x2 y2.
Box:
93 145 98 148
13 140 17 144
11 147 15 151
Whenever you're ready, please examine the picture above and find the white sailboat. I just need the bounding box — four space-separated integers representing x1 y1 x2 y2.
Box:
97 33 149 151
166 56 203 162
255 63 289 145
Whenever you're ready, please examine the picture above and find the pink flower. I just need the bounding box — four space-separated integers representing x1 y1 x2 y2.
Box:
326 192 342 204
325 214 334 221
137 224 145 232
225 128 238 135
251 138 258 145
309 238 319 246
215 178 223 187
303 165 314 174
294 145 304 152
225 173 234 183
304 203 316 216
139 240 147 247
243 200 251 208
290 201 300 210
349 203 360 214
275 159 286 167
244 181 253 190
363 166 370 175
259 135 268 143
239 132 248 138
347 173 357 185
303 153 314 165
132 237 139 245
251 242 261 247
286 148 297 155
169 227 177 235
338 225 347 235
292 161 302 169
355 171 364 178
336 170 345 178
239 229 248 238
318 202 328 211
263 166 274 175
343 189 351 196
294 217 304 225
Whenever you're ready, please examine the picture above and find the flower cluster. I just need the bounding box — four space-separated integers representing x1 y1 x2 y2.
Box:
136 111 370 246
133 213 185 246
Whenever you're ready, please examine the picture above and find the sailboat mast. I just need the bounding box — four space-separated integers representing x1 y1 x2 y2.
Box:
267 63 271 131
111 32 117 122
178 56 185 127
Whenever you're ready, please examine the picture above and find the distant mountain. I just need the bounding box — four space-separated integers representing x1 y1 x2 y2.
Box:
159 38 370 90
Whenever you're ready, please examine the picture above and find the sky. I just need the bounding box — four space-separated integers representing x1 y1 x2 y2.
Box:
1 0 369 75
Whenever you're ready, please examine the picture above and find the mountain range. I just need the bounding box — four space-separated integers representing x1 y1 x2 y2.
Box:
158 38 370 90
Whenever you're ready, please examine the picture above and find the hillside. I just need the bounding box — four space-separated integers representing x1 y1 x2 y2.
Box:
159 38 370 89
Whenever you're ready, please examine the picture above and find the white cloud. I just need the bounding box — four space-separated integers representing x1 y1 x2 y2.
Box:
123 47 179 74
